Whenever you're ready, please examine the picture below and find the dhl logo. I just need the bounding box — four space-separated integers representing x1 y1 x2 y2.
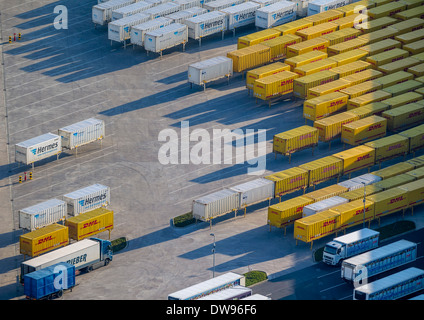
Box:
296 206 305 213
355 207 370 215
279 79 294 86
388 144 403 151
368 123 382 131
321 30 334 36
344 36 357 41
319 79 333 86
290 176 304 184
313 45 326 51
296 226 305 230
323 219 336 227
284 41 298 48
83 220 99 228
323 165 338 173
330 99 345 107
390 196 404 204
409 111 422 118
38 236 53 245
299 133 314 141
357 154 371 162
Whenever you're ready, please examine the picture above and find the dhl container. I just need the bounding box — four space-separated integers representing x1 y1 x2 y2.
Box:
380 92 423 109
286 37 330 58
341 69 382 86
265 167 309 196
307 78 352 99
412 52 424 62
303 92 349 121
372 162 415 179
298 156 343 187
398 0 424 9
294 210 340 243
227 44 271 73
253 70 299 100
365 48 409 67
261 34 302 61
267 196 314 228
357 39 401 56
367 2 407 20
347 90 392 109
314 111 359 141
381 80 423 97
405 168 424 180
416 76 424 83
347 102 390 119
357 27 397 44
333 145 376 175
272 19 313 35
373 173 416 190
285 51 328 71
394 5 424 21
339 184 383 201
330 199 375 229
294 70 339 99
416 87 424 95
246 62 291 90
395 29 424 45
65 207 113 241
407 154 424 168
336 0 375 16
295 22 338 41
377 57 422 75
328 60 371 77
330 15 360 30
364 134 409 163
381 103 424 131
391 18 424 37
302 196 349 217
366 186 408 218
327 38 369 56
355 17 398 34
341 115 387 145
273 125 318 155
408 63 424 77
304 184 349 202
370 0 391 6
237 29 281 49
19 224 69 258
294 59 337 76
320 28 361 46
399 124 424 153
373 71 414 89
397 178 424 209
403 40 424 55
328 49 368 67
304 9 344 25
339 80 382 99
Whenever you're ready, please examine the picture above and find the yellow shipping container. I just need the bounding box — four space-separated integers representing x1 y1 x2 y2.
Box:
237 29 281 49
382 102 424 131
408 63 424 77
364 134 409 163
365 48 410 67
321 28 361 46
268 196 314 228
286 37 330 58
357 27 397 45
394 6 424 21
416 76 424 83
399 124 424 153
381 80 423 97
373 71 414 89
261 34 302 61
253 71 299 100
294 210 340 244
347 90 392 109
339 80 382 99
347 102 390 119
394 28 424 45
339 184 383 201
298 156 344 187
370 0 391 6
331 15 361 30
227 44 271 73
65 207 114 241
391 18 424 38
294 59 337 76
304 9 344 25
307 78 352 99
372 162 415 179
246 62 291 90
357 38 402 56
327 38 369 56
303 91 349 121
405 168 424 180
398 0 424 9
296 22 338 41
367 187 408 218
304 184 348 202
355 17 398 34
380 92 423 109
285 51 328 71
328 49 368 67
397 178 424 210
336 0 375 16
273 125 318 156
314 111 359 141
406 154 424 168
272 19 313 35
376 57 422 75
294 70 339 99
373 173 416 190
328 60 371 77
367 2 407 20
403 40 424 55
341 69 382 87
333 145 376 176
19 224 69 258
341 115 387 145
330 199 375 229
265 167 309 197
416 87 424 95
412 52 424 62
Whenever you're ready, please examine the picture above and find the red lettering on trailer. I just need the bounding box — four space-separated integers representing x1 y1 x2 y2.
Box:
390 196 404 204
409 111 422 118
388 143 402 151
38 236 53 245
323 219 336 227
83 220 99 228
290 176 304 184
330 99 344 107
368 123 382 131
357 154 371 162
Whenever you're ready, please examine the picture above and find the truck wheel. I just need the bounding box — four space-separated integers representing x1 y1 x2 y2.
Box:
87 266 94 273
104 258 110 266
56 290 63 299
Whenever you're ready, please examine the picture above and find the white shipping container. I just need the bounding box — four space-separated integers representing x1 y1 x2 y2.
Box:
307 0 349 16
251 0 283 7
111 1 154 20
188 56 233 86
221 2 261 30
229 178 275 208
290 0 311 17
58 118 105 151
63 184 111 216
184 11 227 40
173 0 202 10
131 17 173 46
165 7 207 24
108 12 151 43
192 189 239 221
338 180 363 191
255 1 296 29
198 285 252 300
143 2 181 19
350 173 381 186
145 0 172 4
19 199 67 231
92 0 135 25
302 196 349 216
15 133 61 165
203 0 246 12
144 23 188 53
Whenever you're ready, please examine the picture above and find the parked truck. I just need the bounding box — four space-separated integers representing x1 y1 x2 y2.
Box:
323 228 380 266
20 238 113 282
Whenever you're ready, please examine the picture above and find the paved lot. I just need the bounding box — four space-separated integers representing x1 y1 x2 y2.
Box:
0 0 423 300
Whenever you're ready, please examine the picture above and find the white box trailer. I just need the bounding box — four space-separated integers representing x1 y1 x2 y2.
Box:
146 0 172 4
302 196 349 217
15 133 61 166
251 0 282 7
188 56 233 90
290 0 311 17
19 199 67 231
131 17 173 46
203 0 246 12
338 173 382 191
221 2 261 32
173 0 202 10
63 184 111 216
184 11 227 45
229 178 274 209
111 1 154 20
192 189 239 221
143 2 181 19
255 1 296 28
165 7 207 24
197 285 252 300
108 12 150 44
58 118 105 151
144 23 188 57
92 0 135 26
307 0 350 15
